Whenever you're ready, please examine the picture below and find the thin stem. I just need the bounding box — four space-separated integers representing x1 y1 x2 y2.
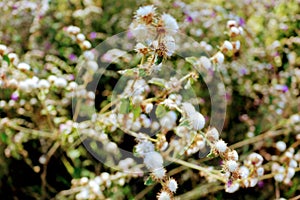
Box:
229 129 287 149
166 157 226 183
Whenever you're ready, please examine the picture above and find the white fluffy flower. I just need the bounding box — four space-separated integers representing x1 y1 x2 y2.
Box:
136 5 156 18
212 51 224 64
82 40 92 49
54 77 67 88
215 140 227 153
190 112 205 130
76 33 85 41
286 167 295 179
239 166 250 179
275 141 286 152
198 56 212 70
249 178 258 187
256 167 264 176
225 182 239 193
152 168 166 179
145 103 153 114
222 40 233 51
181 102 196 117
135 140 155 156
163 35 176 56
274 173 284 182
227 20 238 28
289 159 297 168
233 40 241 51
248 153 263 167
38 79 50 89
67 25 80 35
167 178 178 193
0 44 7 55
227 150 239 161
87 60 98 72
17 62 31 71
130 23 151 41
144 151 163 170
83 50 95 60
226 160 238 172
161 13 179 34
157 191 171 200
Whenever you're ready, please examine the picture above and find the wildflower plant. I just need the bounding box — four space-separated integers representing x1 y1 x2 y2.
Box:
0 0 300 200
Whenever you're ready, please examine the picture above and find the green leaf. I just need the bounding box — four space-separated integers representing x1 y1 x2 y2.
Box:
0 133 8 143
120 98 130 114
148 78 166 88
206 150 216 158
144 176 155 186
138 69 147 77
133 105 141 120
179 119 191 127
155 55 163 65
185 56 198 66
118 68 137 76
155 104 167 118
3 54 10 65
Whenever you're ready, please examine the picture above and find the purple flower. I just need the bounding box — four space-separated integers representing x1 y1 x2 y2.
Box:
127 31 133 39
227 180 233 187
44 42 51 50
11 92 19 101
258 181 264 188
68 74 75 81
68 53 77 62
239 68 247 76
239 18 245 26
225 92 231 101
186 15 193 23
89 32 97 39
282 85 288 93
12 5 18 10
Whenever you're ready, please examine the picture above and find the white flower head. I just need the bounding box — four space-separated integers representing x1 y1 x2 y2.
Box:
198 56 212 70
157 191 171 200
256 167 264 176
145 103 153 114
82 40 92 49
181 102 196 117
160 13 179 34
54 77 67 88
227 20 238 29
222 40 233 51
167 178 178 193
274 173 284 182
135 140 155 156
215 140 227 153
190 112 205 130
130 23 152 42
226 160 238 172
163 35 176 57
152 168 166 179
239 166 250 179
87 60 98 72
38 79 50 89
275 141 286 152
0 44 8 55
76 33 85 41
135 5 156 24
225 182 239 193
144 151 164 170
211 51 224 64
248 153 263 167
227 150 239 161
17 62 31 71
